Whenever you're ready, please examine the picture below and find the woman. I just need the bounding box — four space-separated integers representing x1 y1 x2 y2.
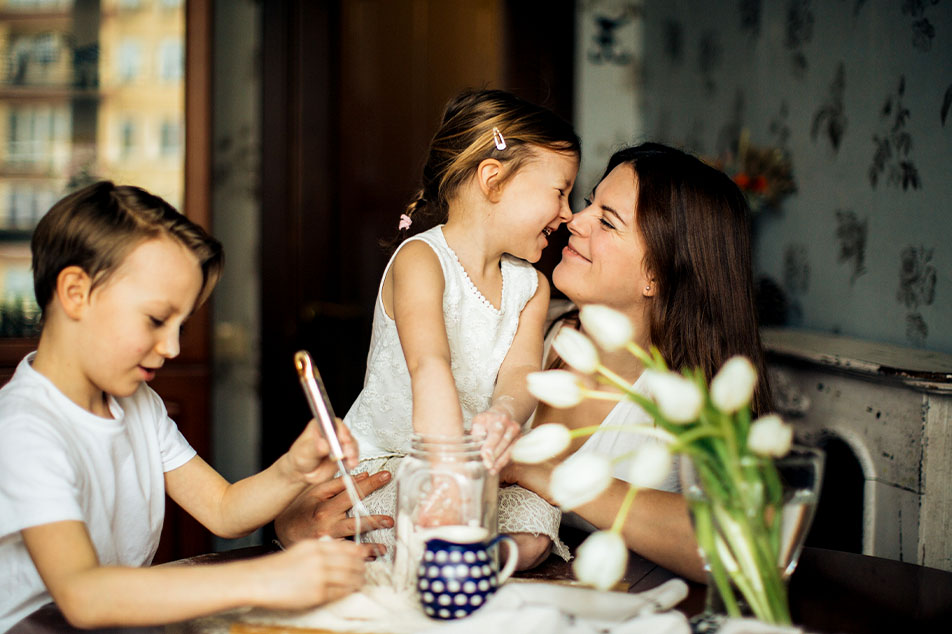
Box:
277 143 770 582
502 142 771 582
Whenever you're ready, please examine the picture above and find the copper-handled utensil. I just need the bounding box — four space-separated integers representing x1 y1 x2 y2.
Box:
294 350 371 540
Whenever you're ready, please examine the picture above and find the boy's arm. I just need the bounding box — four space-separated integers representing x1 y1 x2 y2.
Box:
165 417 351 539
21 520 364 628
472 272 550 472
390 241 464 436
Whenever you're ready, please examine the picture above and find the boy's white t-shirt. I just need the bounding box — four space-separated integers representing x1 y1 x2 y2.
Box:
0 353 196 632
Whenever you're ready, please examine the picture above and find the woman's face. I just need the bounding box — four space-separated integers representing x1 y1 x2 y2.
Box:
552 164 653 317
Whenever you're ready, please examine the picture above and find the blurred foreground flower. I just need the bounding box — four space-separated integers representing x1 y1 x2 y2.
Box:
644 370 704 423
579 304 633 351
550 453 612 510
747 414 793 457
511 424 571 464
626 443 671 489
573 530 628 591
711 356 757 414
526 370 583 408
552 327 600 374
514 305 801 625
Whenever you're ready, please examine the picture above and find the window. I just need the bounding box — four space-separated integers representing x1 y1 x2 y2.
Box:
159 119 182 157
33 33 59 64
3 184 57 230
116 38 142 82
6 106 70 166
120 118 136 158
0 0 186 337
157 38 183 82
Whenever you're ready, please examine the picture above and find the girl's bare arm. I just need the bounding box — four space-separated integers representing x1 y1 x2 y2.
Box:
389 241 464 437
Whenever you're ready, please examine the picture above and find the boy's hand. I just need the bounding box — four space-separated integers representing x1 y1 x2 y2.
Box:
287 418 360 483
471 404 521 475
254 539 365 609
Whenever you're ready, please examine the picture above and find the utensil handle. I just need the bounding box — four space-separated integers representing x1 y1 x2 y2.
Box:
489 534 519 584
294 351 345 460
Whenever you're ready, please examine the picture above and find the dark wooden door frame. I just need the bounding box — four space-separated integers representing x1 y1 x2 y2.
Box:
259 1 575 474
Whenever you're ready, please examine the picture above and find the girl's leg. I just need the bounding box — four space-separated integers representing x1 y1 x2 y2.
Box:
507 532 553 570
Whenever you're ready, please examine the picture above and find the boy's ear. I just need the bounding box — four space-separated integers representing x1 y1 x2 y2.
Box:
55 266 93 320
475 158 504 202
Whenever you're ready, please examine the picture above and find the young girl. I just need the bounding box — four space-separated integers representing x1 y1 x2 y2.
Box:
0 182 368 631
341 89 580 570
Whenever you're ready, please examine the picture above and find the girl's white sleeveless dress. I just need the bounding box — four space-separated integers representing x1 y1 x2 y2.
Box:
345 226 569 560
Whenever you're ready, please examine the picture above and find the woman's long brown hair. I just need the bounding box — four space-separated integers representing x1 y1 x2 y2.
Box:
600 143 772 415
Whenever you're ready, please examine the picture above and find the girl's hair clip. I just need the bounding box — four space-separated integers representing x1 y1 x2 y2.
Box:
492 127 507 151
398 213 412 230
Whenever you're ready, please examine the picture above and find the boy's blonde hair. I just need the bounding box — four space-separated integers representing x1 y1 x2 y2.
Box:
32 181 224 317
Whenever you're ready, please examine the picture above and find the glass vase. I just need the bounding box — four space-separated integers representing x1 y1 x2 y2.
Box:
680 445 824 626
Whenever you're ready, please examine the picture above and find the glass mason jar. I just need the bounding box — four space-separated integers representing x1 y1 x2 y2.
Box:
391 433 498 590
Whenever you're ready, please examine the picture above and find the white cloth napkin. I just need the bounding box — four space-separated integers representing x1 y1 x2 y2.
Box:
418 579 691 634
169 577 691 633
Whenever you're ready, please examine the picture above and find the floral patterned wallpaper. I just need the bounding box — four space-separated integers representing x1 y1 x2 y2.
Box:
578 0 950 351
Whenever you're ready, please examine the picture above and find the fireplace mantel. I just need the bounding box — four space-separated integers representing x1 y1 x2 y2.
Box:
763 328 952 394
761 328 952 573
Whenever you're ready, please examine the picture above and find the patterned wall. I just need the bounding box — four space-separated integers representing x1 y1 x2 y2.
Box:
576 0 951 352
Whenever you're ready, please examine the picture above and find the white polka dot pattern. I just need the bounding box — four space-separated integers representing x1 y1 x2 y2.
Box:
417 539 503 620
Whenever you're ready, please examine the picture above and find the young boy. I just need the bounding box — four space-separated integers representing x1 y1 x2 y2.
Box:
0 182 367 631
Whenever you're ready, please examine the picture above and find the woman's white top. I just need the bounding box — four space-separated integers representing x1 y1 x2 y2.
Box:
346 225 539 458
538 302 681 493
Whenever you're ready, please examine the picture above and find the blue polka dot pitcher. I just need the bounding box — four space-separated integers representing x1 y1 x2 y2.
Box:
417 525 519 620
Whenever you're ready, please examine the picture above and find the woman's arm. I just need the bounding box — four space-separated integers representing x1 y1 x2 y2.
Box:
505 461 705 582
389 241 463 436
21 520 364 628
472 272 551 472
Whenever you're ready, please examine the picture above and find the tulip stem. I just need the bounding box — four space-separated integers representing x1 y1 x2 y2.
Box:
595 363 632 392
669 426 724 451
579 389 626 402
611 484 639 533
570 424 677 444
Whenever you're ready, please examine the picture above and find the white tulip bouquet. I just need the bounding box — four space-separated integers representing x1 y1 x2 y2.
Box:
512 305 797 625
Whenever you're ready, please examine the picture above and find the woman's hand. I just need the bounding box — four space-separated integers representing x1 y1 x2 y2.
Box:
275 471 393 559
471 402 522 474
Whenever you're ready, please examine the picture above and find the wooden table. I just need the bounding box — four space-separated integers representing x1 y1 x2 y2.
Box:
10 529 952 633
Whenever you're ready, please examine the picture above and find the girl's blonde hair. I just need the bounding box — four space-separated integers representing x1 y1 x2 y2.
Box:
32 181 224 317
391 89 580 245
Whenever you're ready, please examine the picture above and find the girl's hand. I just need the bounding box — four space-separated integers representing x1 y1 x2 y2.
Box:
287 418 360 483
253 539 365 609
471 403 521 474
